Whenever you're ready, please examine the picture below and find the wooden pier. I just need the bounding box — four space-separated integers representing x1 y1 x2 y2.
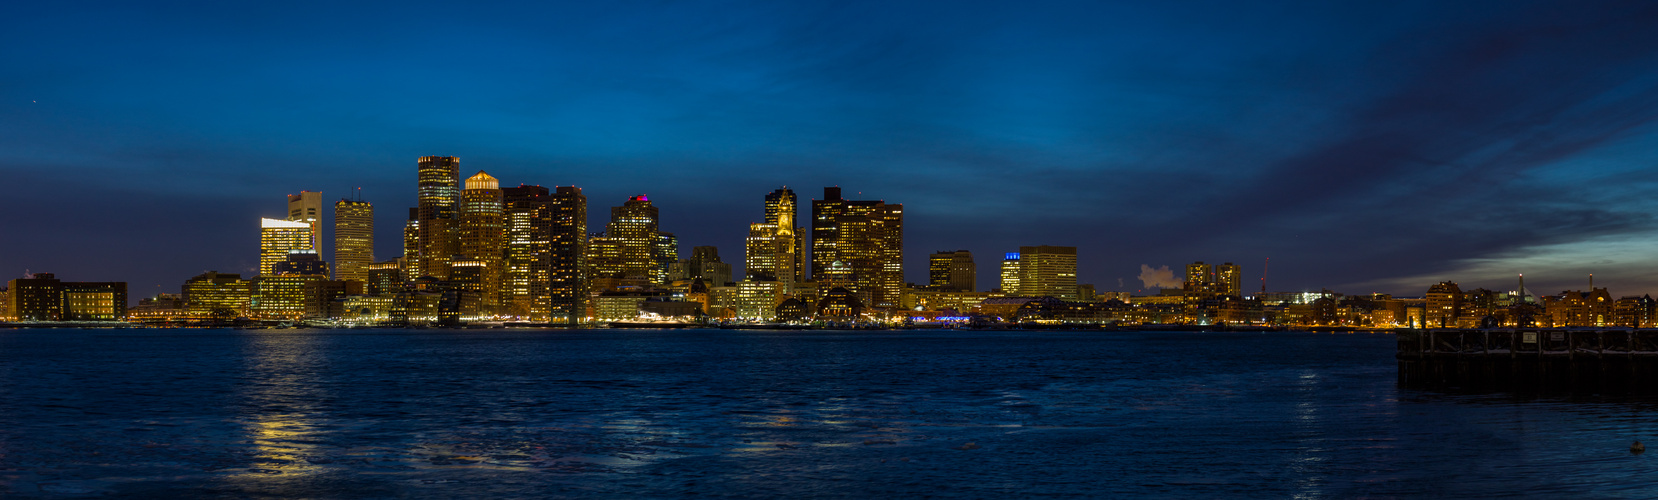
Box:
1397 329 1658 389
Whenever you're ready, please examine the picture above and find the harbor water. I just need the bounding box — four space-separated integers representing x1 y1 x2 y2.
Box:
2 329 1656 498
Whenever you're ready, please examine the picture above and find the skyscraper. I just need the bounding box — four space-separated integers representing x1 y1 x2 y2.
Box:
1001 253 1022 295
286 191 323 254
415 156 461 279
746 189 799 293
502 184 587 323
607 195 662 283
259 218 312 277
458 171 504 317
403 207 421 280
764 188 806 283
810 187 903 308
333 198 373 283
1017 246 1078 300
929 250 976 292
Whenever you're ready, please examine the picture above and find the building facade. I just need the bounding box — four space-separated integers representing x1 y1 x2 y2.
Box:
810 187 903 309
415 155 461 279
260 218 312 277
333 198 374 282
928 250 976 292
1017 246 1078 300
286 190 323 254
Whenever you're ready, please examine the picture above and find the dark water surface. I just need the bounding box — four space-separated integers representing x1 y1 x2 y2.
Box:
2 329 1656 498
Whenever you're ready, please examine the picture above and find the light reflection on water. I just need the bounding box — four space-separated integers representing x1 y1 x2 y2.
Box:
2 329 1658 498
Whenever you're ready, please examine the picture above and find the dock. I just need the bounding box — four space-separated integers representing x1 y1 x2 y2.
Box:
1397 328 1658 389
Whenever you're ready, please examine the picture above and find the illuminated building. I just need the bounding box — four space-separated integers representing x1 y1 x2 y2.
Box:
1543 288 1613 327
1184 262 1215 294
928 250 975 292
502 184 587 323
459 171 505 316
402 207 421 280
333 198 373 283
656 232 679 284
1215 262 1242 297
764 188 806 283
5 273 127 322
182 271 252 317
746 189 799 294
1018 246 1078 300
415 155 461 279
815 287 864 320
365 259 404 295
286 190 323 254
1000 253 1021 294
594 195 664 284
810 187 903 308
128 293 187 323
1425 281 1462 328
1614 295 1656 328
253 275 324 320
735 279 787 320
259 218 312 277
594 289 669 322
0 287 9 321
903 289 998 312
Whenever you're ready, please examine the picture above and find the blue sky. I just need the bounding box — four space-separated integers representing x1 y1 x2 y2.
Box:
6 0 1658 298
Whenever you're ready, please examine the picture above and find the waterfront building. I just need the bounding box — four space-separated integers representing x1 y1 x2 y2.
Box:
252 275 324 320
1425 281 1463 328
903 289 999 313
1018 246 1078 300
5 273 127 322
594 289 670 322
928 250 976 292
1614 295 1657 328
286 190 323 254
0 287 9 321
1000 253 1021 294
810 187 903 308
302 280 363 319
333 198 373 283
415 155 461 279
128 294 187 323
459 171 505 316
735 279 787 320
1543 288 1613 327
259 218 312 277
182 271 252 317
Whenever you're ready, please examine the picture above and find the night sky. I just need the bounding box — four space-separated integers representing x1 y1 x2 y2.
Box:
7 1 1658 300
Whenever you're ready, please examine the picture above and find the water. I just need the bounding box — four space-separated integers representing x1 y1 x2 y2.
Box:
1 329 1656 498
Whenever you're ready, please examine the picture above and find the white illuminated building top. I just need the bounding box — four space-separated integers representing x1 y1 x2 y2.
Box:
260 218 311 229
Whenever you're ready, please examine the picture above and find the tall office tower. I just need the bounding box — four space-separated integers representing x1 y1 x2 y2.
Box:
546 186 588 324
1184 261 1215 293
503 185 551 318
1215 262 1242 297
1017 246 1078 300
333 198 373 283
260 218 313 277
746 190 799 293
286 191 323 253
606 195 662 283
416 156 461 279
1001 253 1022 294
810 187 903 308
928 250 976 292
763 188 806 283
458 171 504 316
502 184 587 323
656 232 679 284
402 207 422 280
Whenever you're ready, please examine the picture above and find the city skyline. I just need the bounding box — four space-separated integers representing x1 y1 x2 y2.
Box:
7 2 1658 300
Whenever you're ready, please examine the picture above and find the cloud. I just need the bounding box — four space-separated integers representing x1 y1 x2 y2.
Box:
1138 265 1183 289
